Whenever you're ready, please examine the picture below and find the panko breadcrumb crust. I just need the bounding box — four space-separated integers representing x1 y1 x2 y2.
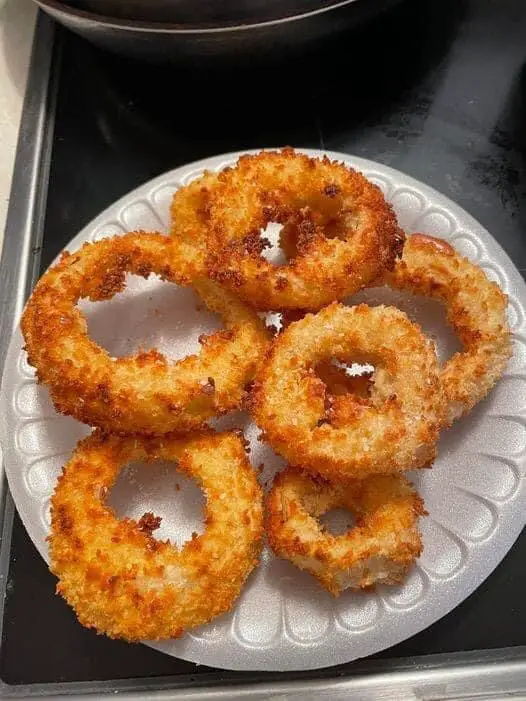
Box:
387 234 512 426
49 430 264 641
205 149 405 310
266 467 424 595
170 170 219 271
251 303 444 480
21 232 270 434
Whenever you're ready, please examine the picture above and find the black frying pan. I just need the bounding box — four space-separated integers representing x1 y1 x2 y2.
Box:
34 0 405 62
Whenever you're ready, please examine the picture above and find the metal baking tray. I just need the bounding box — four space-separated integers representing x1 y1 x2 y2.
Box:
0 10 525 699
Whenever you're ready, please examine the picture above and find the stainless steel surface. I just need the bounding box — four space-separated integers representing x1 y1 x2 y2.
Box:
1 649 526 697
32 0 403 61
0 10 56 573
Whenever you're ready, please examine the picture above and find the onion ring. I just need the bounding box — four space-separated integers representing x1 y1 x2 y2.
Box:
386 234 512 425
280 309 373 399
49 430 264 641
251 303 443 480
266 466 424 595
21 232 270 434
206 149 405 310
170 170 219 271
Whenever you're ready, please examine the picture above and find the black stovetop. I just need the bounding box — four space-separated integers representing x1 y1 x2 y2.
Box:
2 0 526 688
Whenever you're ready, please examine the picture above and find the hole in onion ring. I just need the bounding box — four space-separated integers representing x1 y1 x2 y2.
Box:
259 222 287 266
268 198 363 265
323 216 352 242
79 274 221 361
338 360 375 377
315 359 375 399
106 460 205 547
350 287 461 363
258 198 356 268
319 508 357 536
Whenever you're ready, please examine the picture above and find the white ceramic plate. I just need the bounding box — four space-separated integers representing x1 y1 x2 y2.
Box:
1 150 526 672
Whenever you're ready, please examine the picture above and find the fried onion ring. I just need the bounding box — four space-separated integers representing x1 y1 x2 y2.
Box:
21 232 269 434
266 467 424 595
386 234 512 426
49 430 264 641
280 310 373 398
170 170 219 270
251 303 443 480
206 149 405 310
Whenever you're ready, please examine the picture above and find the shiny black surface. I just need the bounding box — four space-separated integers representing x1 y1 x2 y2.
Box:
70 0 381 25
36 0 405 63
2 0 526 687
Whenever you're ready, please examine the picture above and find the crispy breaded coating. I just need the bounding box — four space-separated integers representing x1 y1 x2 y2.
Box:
21 232 270 434
251 303 443 480
267 467 424 595
170 170 219 271
387 234 512 425
50 430 264 641
205 149 404 310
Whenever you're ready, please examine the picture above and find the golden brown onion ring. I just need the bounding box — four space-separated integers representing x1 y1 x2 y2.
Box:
251 303 443 480
21 232 270 434
280 309 373 399
266 466 424 595
170 170 219 271
50 430 264 641
386 234 512 426
206 149 405 311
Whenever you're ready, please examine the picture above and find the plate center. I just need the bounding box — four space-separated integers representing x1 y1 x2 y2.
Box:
79 274 222 361
107 460 206 547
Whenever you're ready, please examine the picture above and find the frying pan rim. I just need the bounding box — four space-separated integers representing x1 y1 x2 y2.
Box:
34 0 366 33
